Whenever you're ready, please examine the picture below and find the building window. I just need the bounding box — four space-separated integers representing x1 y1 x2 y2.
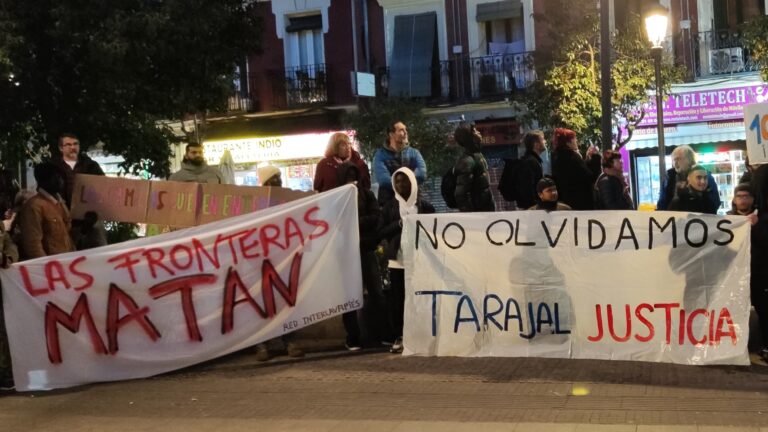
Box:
285 15 324 68
476 1 525 54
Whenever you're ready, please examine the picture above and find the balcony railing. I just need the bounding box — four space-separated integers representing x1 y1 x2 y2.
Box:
377 52 535 104
692 29 762 79
268 63 328 109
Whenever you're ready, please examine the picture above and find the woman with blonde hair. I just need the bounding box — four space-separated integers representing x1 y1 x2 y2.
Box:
313 132 371 193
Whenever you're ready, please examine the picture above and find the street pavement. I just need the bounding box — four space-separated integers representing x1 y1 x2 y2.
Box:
1 338 768 432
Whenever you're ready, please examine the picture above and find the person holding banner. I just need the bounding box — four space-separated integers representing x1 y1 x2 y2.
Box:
18 162 75 260
747 165 768 363
379 167 435 353
314 132 371 192
0 222 19 391
313 135 367 350
338 161 394 347
551 128 601 210
252 167 305 361
169 142 224 184
529 177 571 212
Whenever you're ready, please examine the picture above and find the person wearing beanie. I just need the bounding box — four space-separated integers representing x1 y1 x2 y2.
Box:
528 177 572 212
18 162 75 259
252 164 304 361
258 165 282 187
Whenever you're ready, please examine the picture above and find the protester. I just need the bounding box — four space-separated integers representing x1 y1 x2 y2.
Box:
314 132 371 192
667 165 719 214
18 162 75 260
312 145 368 351
169 143 224 184
0 221 19 392
657 145 720 212
512 130 546 210
727 183 757 218
594 150 634 210
5 190 35 245
452 125 494 212
54 133 105 208
551 128 601 210
338 162 393 347
739 156 754 184
529 177 572 212
53 133 107 250
372 121 427 205
749 165 768 363
379 167 435 353
252 167 304 361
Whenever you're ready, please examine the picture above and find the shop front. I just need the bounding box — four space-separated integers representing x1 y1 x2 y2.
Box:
624 79 768 214
202 130 354 191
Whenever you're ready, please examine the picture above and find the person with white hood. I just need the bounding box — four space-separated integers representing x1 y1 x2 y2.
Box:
378 167 435 353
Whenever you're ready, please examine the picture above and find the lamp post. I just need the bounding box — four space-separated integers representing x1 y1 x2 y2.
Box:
645 3 669 192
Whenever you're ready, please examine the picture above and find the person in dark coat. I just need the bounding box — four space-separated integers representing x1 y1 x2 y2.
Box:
513 130 546 209
379 167 434 353
667 165 719 214
54 133 105 208
743 167 768 362
338 162 393 347
54 133 107 249
452 125 495 212
594 150 634 210
314 132 371 193
551 128 601 210
657 145 720 212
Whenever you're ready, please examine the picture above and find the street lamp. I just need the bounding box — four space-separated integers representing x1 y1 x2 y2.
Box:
645 3 669 195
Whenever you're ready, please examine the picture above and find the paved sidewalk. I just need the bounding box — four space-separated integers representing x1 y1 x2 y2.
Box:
1 342 768 431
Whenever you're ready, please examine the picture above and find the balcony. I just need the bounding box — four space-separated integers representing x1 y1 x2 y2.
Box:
377 52 535 105
692 30 763 79
268 64 328 110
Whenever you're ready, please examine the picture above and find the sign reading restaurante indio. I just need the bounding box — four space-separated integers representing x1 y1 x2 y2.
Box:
203 130 355 165
638 83 768 126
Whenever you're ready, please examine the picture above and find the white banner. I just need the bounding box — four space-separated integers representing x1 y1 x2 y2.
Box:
1 185 362 391
403 211 751 365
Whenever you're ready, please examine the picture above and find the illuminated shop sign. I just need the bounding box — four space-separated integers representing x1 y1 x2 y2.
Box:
203 130 354 164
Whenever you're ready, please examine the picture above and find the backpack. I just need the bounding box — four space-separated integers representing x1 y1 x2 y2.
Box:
441 166 459 209
497 158 521 202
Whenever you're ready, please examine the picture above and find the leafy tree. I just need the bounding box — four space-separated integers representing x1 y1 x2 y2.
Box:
344 98 459 180
0 0 262 177
743 15 768 82
514 1 684 149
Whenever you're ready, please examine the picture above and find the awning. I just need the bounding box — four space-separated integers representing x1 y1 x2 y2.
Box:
286 15 322 33
623 121 746 151
388 12 436 98
476 1 522 21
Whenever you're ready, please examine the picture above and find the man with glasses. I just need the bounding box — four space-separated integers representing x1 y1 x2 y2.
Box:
54 133 105 208
53 133 107 249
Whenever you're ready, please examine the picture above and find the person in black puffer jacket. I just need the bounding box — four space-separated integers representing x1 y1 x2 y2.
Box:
452 125 495 212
